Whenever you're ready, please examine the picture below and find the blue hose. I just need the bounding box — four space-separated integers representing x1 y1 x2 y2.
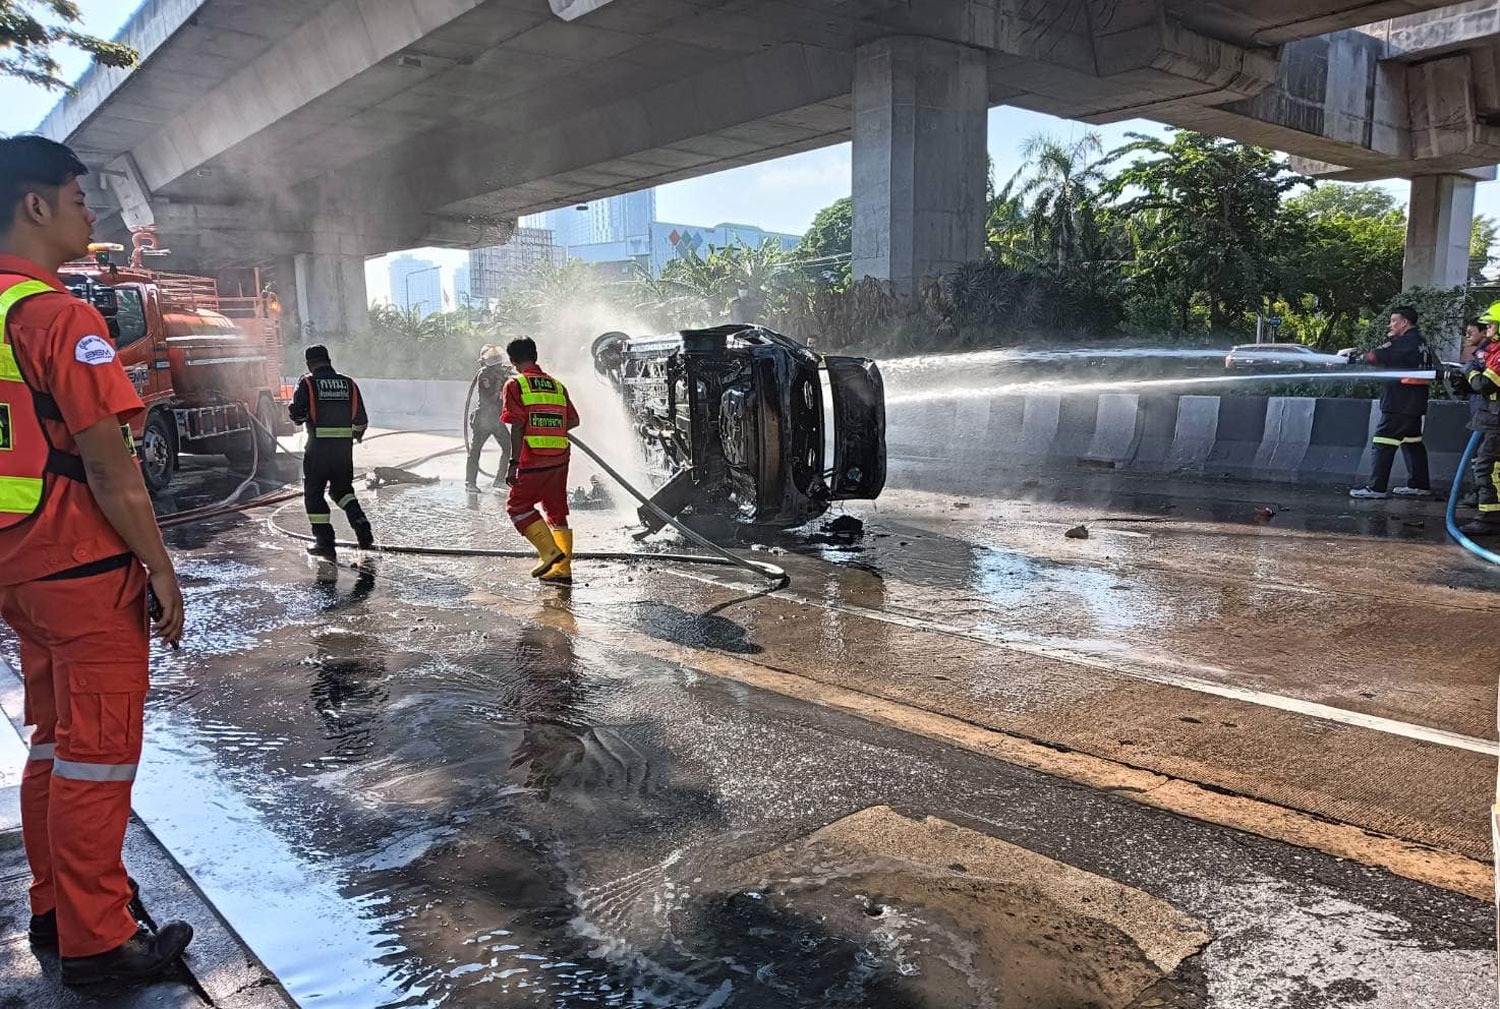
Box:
1446 430 1500 565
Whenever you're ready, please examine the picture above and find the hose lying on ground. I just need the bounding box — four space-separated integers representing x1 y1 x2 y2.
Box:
161 425 789 590
1446 430 1500 566
267 433 788 591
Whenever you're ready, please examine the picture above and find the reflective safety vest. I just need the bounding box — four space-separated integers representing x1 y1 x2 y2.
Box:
303 370 363 440
515 371 570 455
0 276 87 530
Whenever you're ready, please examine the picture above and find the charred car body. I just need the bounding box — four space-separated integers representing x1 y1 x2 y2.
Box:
591 325 885 530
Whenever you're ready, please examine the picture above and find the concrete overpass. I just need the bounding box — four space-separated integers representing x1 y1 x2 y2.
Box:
32 0 1494 338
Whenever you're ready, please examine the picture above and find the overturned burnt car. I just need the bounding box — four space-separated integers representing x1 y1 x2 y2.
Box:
592 325 885 531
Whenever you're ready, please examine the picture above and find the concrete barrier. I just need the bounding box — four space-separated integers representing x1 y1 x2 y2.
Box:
361 378 467 432
1303 399 1375 485
1163 396 1219 474
361 376 1472 495
886 389 1471 494
1253 397 1316 482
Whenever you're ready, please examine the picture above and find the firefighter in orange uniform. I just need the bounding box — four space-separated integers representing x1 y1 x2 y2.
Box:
0 137 193 984
502 337 579 582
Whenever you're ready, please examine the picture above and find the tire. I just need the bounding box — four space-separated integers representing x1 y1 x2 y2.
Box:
140 410 177 494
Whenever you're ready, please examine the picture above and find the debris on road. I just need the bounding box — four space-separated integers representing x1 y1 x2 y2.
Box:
366 466 440 489
1065 524 1090 539
1254 506 1276 523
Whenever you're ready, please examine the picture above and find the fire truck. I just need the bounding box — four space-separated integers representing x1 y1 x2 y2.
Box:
57 232 293 494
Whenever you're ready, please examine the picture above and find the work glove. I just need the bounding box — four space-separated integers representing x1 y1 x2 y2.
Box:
505 460 519 487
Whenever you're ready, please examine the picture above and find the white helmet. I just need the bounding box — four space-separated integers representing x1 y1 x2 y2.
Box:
479 344 505 368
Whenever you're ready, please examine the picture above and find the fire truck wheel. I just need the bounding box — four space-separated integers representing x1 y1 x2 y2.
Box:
141 410 177 494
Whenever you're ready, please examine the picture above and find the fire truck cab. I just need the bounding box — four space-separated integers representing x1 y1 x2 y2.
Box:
57 237 293 494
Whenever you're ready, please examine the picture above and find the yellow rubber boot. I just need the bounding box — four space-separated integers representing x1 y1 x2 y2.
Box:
521 520 565 578
540 528 572 582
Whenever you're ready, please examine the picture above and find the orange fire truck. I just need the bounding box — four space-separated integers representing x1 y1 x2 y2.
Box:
57 231 293 493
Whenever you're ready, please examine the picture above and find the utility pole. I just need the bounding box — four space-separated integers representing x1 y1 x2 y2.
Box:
403 264 441 317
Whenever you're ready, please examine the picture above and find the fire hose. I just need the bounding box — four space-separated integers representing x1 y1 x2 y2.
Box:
1445 431 1500 566
156 406 788 590
264 431 788 591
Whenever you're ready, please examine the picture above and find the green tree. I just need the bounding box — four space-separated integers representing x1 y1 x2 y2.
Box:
1108 130 1309 331
799 196 852 288
1279 184 1405 349
1008 132 1109 268
1471 214 1497 281
1 1 137 90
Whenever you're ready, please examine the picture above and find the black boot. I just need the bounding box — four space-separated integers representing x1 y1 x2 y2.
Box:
306 523 337 560
60 922 193 986
348 507 375 550
30 877 150 947
1460 516 1500 537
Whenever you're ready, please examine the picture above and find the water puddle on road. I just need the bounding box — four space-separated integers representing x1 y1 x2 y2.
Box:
131 518 1203 1008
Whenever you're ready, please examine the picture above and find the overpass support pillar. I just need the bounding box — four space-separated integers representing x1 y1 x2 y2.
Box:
286 252 369 343
851 36 987 297
1402 174 1475 292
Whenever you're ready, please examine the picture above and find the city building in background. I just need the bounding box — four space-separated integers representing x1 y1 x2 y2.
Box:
389 254 442 316
452 191 802 295
529 190 655 248
468 227 563 301
513 190 799 280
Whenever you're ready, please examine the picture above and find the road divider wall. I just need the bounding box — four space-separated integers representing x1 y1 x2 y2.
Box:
358 378 1465 491
361 378 470 432
886 391 1467 491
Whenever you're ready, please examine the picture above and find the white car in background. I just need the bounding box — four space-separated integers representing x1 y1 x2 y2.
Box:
1223 343 1347 372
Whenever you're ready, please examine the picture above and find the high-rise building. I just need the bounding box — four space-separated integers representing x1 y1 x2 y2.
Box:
469 228 563 301
454 263 472 306
389 254 441 316
518 188 800 279
527 189 656 248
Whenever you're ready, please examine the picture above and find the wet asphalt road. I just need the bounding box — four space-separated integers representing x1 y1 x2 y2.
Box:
19 436 1484 1008
26 437 1488 1007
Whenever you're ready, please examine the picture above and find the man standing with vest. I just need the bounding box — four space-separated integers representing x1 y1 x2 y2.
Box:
1349 305 1433 500
1463 302 1500 536
0 136 193 984
289 345 372 561
501 337 579 582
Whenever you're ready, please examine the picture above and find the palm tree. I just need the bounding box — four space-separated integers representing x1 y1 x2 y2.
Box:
1009 131 1108 267
368 302 445 341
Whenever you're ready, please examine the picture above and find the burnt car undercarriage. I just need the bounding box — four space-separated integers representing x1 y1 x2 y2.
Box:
591 325 886 532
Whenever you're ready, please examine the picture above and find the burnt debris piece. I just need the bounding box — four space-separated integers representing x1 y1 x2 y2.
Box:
592 325 886 531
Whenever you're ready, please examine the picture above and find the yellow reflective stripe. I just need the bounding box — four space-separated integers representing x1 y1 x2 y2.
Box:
314 427 354 438
308 512 332 524
336 493 356 508
1402 436 1424 444
0 475 44 514
1372 436 1402 447
0 281 54 345
524 435 570 449
0 345 19 383
1485 369 1500 386
517 374 568 407
0 281 53 381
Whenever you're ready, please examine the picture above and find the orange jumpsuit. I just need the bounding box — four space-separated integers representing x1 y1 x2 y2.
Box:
0 254 149 958
501 364 579 533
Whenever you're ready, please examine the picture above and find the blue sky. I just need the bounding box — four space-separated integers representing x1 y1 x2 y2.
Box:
1 0 1479 304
